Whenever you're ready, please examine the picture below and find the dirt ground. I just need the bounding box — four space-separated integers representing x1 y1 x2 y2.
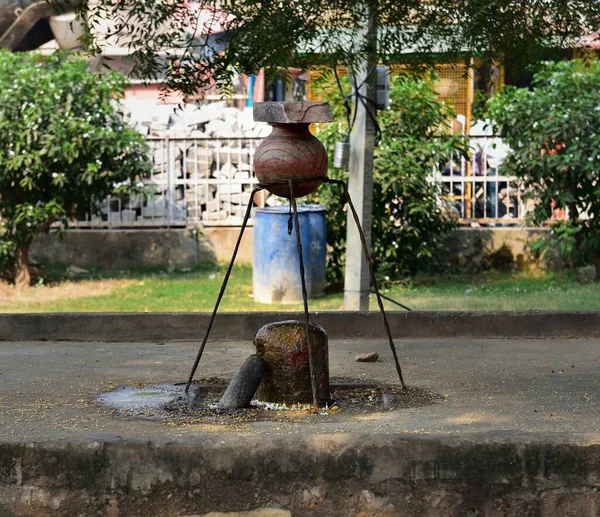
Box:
0 278 132 304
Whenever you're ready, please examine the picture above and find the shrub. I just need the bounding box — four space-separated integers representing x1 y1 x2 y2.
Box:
0 51 151 289
487 59 600 278
310 71 464 285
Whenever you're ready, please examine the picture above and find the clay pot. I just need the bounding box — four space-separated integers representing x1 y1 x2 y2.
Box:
253 123 328 198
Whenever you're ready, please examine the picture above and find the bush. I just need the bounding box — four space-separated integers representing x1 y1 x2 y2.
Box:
0 51 151 289
487 59 600 278
310 71 465 285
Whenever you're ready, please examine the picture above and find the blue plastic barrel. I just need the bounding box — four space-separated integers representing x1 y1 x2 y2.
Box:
304 204 327 297
253 206 312 304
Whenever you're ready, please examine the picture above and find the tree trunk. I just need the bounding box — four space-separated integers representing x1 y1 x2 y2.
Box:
14 244 31 291
591 253 600 281
568 202 579 224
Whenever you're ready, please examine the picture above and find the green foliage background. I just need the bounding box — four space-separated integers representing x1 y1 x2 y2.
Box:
57 0 600 102
309 71 465 285
487 59 600 273
0 51 151 283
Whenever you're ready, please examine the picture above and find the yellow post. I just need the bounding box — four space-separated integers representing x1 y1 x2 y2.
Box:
464 56 474 217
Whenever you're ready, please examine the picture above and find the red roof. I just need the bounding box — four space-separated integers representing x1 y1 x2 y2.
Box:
577 31 600 49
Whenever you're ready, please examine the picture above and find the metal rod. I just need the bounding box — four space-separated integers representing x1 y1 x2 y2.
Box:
371 290 411 312
185 187 262 393
289 180 319 409
324 178 407 389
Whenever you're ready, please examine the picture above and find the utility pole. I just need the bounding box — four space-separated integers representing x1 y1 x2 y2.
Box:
344 1 377 310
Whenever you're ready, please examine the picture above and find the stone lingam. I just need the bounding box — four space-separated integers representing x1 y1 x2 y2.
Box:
185 101 406 410
217 321 329 409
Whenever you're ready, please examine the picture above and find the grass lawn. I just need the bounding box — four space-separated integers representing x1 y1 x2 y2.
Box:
0 264 599 312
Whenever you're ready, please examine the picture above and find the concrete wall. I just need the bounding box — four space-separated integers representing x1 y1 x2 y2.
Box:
443 227 550 271
30 226 548 271
30 227 254 270
1 436 599 517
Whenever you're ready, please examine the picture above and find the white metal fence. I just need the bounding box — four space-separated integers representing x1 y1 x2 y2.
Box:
433 136 529 223
74 137 275 228
74 136 527 228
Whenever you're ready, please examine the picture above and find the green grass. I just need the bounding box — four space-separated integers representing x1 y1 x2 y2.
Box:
391 272 600 311
1 264 599 312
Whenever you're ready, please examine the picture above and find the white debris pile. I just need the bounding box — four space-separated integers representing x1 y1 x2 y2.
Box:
99 100 275 226
121 100 271 139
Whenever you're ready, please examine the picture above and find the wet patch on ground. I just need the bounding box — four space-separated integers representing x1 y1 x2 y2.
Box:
97 377 442 426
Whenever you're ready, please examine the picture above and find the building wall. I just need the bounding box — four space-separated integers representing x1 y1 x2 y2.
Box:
122 70 266 106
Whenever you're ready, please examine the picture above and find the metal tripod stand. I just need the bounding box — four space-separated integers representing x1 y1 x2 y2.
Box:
185 176 406 408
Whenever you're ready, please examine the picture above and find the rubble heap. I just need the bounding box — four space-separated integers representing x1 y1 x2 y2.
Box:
94 101 274 226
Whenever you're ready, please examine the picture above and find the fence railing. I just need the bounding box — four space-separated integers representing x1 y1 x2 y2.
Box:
74 136 527 229
433 140 530 224
74 136 276 228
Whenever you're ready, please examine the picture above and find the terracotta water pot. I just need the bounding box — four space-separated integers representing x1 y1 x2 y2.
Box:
254 123 328 198
253 101 333 198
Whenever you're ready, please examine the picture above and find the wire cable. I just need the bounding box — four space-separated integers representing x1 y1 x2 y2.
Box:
371 289 412 311
333 65 352 133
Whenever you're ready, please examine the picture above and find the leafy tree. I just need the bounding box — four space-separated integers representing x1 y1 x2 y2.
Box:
0 51 150 289
53 1 600 100
48 0 600 286
310 71 465 284
373 76 465 279
487 59 600 278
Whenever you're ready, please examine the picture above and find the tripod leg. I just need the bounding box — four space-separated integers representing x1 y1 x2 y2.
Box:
288 180 319 408
185 187 262 394
324 178 407 389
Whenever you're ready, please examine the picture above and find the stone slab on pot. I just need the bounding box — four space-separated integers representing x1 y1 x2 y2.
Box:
253 102 333 124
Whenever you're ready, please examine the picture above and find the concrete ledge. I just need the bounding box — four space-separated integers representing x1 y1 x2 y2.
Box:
1 336 598 515
1 311 600 342
0 433 599 516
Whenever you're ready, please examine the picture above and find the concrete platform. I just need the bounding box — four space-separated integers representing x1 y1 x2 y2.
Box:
0 337 599 516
